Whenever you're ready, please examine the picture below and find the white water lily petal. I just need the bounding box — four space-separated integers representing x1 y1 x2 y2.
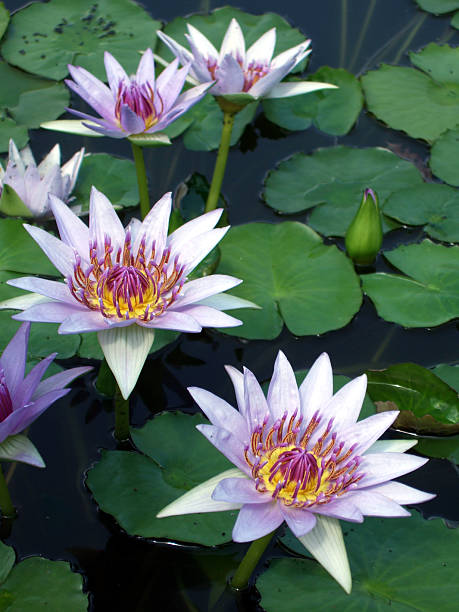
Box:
298 515 352 594
157 468 246 517
0 434 45 467
365 439 418 454
41 120 104 136
97 325 155 399
264 81 338 99
0 292 50 311
197 293 260 311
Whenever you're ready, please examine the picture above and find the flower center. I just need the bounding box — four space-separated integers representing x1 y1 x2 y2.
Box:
0 371 13 423
244 409 363 508
115 80 163 130
68 233 185 322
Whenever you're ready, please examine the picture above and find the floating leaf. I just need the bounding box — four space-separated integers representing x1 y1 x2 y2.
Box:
0 219 58 276
0 3 9 42
263 67 363 135
216 222 362 340
362 44 459 142
383 183 459 243
263 146 422 236
1 0 160 81
86 412 237 545
0 542 15 584
430 127 459 187
362 240 459 327
260 514 458 611
415 0 459 12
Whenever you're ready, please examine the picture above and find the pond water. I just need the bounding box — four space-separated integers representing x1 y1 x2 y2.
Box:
1 0 458 610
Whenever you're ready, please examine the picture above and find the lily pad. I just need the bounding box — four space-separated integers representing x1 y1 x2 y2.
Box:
216 221 362 340
362 44 459 142
263 146 422 236
0 219 58 276
78 329 179 360
86 411 237 545
73 153 139 211
0 4 9 43
1 0 160 81
0 542 15 584
262 67 363 135
362 240 459 327
415 0 459 12
383 183 459 243
261 514 459 611
430 128 459 187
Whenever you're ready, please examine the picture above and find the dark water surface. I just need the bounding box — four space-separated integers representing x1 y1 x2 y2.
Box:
2 0 459 610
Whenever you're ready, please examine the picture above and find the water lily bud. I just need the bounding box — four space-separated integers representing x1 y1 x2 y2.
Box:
345 188 383 265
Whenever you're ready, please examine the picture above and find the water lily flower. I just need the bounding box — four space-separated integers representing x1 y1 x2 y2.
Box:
0 139 84 218
0 322 91 467
157 352 434 593
65 48 212 138
6 188 254 399
157 18 336 103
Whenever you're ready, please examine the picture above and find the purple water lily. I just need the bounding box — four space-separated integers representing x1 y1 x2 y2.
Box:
65 48 212 138
0 322 91 467
158 351 434 592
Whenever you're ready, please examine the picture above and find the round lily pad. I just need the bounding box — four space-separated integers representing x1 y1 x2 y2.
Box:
1 0 160 81
362 44 459 142
430 128 459 187
383 183 459 243
216 222 362 340
86 411 237 545
415 0 459 13
260 513 459 611
263 146 422 236
262 67 363 135
362 240 459 327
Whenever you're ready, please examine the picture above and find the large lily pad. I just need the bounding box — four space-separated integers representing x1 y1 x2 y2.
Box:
1 0 160 81
362 240 459 327
260 514 459 611
262 67 363 135
383 183 459 243
362 44 459 142
263 146 422 236
0 219 58 276
216 222 362 340
86 411 237 545
429 128 459 187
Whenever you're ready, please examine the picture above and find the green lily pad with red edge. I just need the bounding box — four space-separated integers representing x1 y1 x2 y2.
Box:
86 411 237 545
1 0 160 81
361 240 459 327
216 221 362 340
429 127 459 187
415 0 459 13
366 362 459 435
383 183 459 243
362 43 459 143
262 67 363 135
260 514 459 612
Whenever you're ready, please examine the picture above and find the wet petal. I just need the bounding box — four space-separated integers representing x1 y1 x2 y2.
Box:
299 352 333 421
89 187 125 255
359 452 429 488
188 386 248 441
135 192 171 256
232 501 283 542
346 490 410 518
136 48 155 86
104 51 129 93
177 275 241 308
49 194 89 250
213 477 269 504
23 224 75 277
196 424 248 474
175 304 242 328
339 411 399 455
33 366 93 400
267 351 300 422
280 504 316 537
243 367 269 430
224 365 246 417
0 322 29 396
369 481 436 505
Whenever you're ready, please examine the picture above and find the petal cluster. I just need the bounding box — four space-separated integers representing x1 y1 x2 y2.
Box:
0 139 84 217
158 18 336 100
66 49 212 137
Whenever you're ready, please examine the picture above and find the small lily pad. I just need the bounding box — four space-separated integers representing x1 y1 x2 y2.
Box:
430 128 459 187
263 146 422 236
216 221 362 340
86 411 236 545
261 514 459 611
362 240 459 327
262 67 363 135
415 0 459 13
1 0 160 81
383 183 459 243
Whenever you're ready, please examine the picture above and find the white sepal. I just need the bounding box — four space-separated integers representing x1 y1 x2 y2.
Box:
0 434 45 468
198 293 260 311
264 81 338 99
0 293 50 311
365 439 418 455
41 120 104 136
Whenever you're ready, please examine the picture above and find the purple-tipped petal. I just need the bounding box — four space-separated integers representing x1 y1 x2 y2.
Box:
49 195 89 251
267 351 300 422
186 23 219 63
225 365 246 417
136 48 155 86
142 311 201 333
23 224 75 277
58 311 110 334
156 63 189 111
369 481 436 505
13 301 82 324
196 424 248 474
188 387 248 441
320 374 367 429
312 498 364 523
168 208 222 249
11 352 56 411
243 367 269 430
7 277 75 305
89 187 125 255
135 192 171 256
232 501 283 542
177 275 242 308
339 411 399 456
0 322 29 396
32 366 92 400
156 30 194 67
280 504 316 537
104 51 129 93
119 104 146 134
175 305 242 328
299 353 333 422
171 226 229 275
214 54 244 94
67 65 114 119
347 490 411 518
218 19 246 65
359 452 429 489
212 477 270 504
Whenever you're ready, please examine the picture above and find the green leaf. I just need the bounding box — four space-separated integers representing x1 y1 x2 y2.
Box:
0 4 9 42
263 67 363 135
383 183 459 243
261 514 459 611
415 0 459 12
86 412 237 545
362 240 459 327
77 329 179 360
216 222 362 340
430 127 459 187
0 557 87 611
263 146 422 236
362 44 459 142
0 219 58 276
0 184 33 218
1 0 160 81
0 542 14 585
72 153 139 211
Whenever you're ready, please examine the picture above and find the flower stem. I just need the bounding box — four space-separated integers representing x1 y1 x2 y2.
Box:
131 142 150 219
0 464 15 519
114 386 130 442
231 530 275 590
205 111 235 213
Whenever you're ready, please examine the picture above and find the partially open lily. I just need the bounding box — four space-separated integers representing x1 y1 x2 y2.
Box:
0 139 84 218
157 351 434 593
6 188 254 399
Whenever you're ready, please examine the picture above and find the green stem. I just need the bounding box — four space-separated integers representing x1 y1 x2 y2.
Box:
231 531 275 590
392 13 427 65
131 142 150 220
114 386 130 442
0 464 15 518
205 111 235 213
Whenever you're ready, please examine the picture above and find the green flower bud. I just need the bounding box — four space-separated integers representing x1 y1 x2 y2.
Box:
345 188 383 265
